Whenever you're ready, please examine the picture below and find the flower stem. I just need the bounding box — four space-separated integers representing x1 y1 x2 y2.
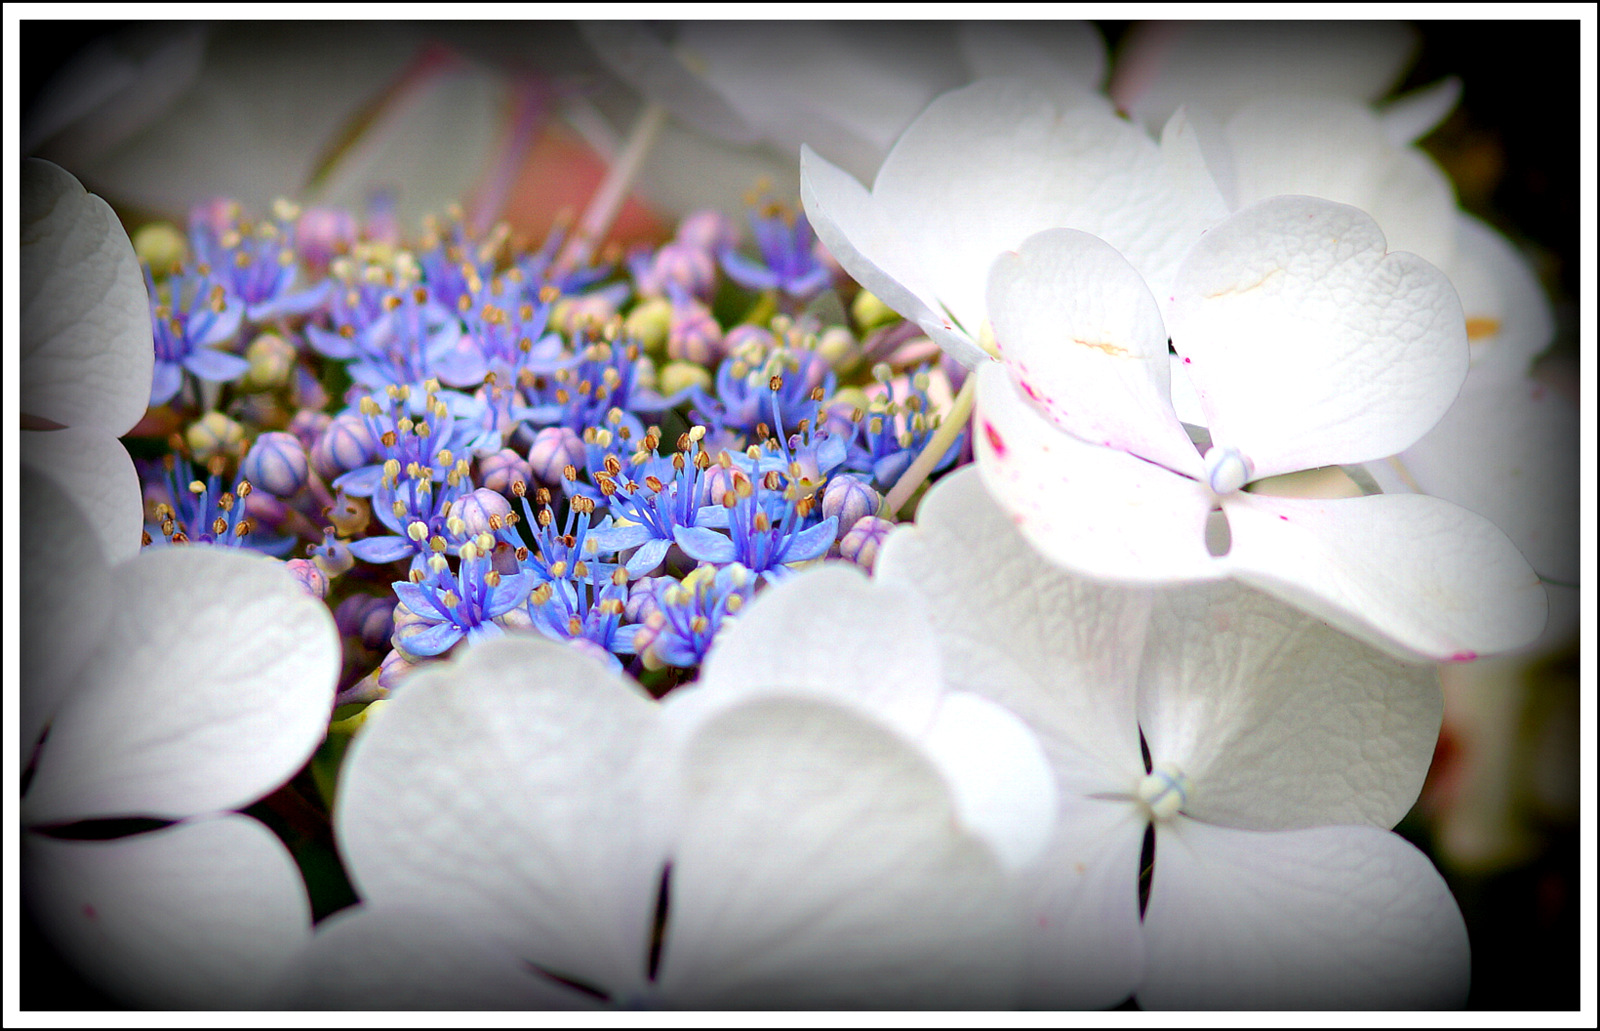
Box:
556 100 667 273
880 371 976 519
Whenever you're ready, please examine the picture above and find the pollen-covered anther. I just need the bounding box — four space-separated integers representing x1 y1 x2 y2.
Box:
1136 762 1192 821
1203 446 1254 496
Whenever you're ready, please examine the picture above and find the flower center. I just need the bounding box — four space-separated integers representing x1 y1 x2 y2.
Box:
1203 445 1253 496
1136 762 1192 821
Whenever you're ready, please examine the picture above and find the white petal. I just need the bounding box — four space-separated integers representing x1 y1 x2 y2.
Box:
680 22 964 181
1170 196 1469 478
1112 21 1417 130
1140 821 1469 1009
659 695 1021 1008
1444 212 1557 375
988 228 1202 476
920 691 1058 872
20 464 112 761
1017 798 1147 1009
871 79 1220 341
1222 490 1548 662
24 814 313 1008
1225 96 1458 269
696 562 944 741
1391 368 1578 585
21 428 142 563
1381 76 1463 145
957 22 1107 91
877 466 1149 795
1139 580 1441 830
21 159 154 436
975 362 1224 583
24 548 339 825
282 905 592 1009
579 22 760 143
80 26 479 225
799 145 986 368
336 636 663 1000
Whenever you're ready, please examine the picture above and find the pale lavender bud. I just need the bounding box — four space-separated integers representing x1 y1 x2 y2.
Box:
822 475 880 538
312 412 374 480
242 432 310 497
242 333 297 392
336 594 396 651
295 206 357 273
676 209 739 254
840 515 896 572
703 464 749 506
626 577 670 623
284 558 327 599
528 427 585 485
455 488 512 536
376 648 417 693
639 241 716 299
667 298 724 365
189 197 240 238
479 448 534 494
288 409 333 451
722 324 775 355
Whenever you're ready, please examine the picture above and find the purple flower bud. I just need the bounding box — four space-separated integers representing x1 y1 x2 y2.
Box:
189 197 240 238
288 409 333 451
311 412 374 481
284 558 327 599
722 324 775 355
295 206 357 273
479 448 534 495
667 298 724 365
528 426 585 485
455 488 512 536
839 515 896 572
242 431 310 497
822 475 881 538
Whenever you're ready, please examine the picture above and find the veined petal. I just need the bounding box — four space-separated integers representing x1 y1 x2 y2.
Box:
22 428 142 567
21 467 112 764
1169 196 1468 478
695 563 945 741
988 228 1202 477
1140 821 1469 1009
877 467 1149 795
1112 21 1417 131
1224 96 1458 269
282 905 593 1009
21 159 154 436
24 814 313 1008
1139 580 1440 831
658 694 1022 1008
335 637 664 1000
24 548 340 826
799 145 982 367
975 362 1223 583
1387 368 1578 586
1221 490 1547 662
1017 798 1147 1009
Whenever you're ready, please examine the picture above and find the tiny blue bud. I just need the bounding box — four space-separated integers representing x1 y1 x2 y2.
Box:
528 427 585 485
479 448 534 495
1204 446 1253 496
284 557 327 599
312 412 375 480
821 475 881 539
839 515 896 571
242 431 310 497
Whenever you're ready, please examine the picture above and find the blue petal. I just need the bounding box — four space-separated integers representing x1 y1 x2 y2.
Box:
349 535 415 564
402 621 465 657
624 538 673 577
183 347 251 383
673 525 737 565
332 465 384 498
150 360 183 406
783 517 839 563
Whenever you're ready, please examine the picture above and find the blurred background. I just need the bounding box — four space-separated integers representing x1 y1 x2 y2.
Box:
18 18 1583 1011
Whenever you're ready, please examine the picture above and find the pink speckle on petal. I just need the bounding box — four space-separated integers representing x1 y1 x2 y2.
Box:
1450 651 1478 663
1279 514 1289 521
1183 356 1192 364
82 904 97 920
1038 915 1050 929
983 421 1007 458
